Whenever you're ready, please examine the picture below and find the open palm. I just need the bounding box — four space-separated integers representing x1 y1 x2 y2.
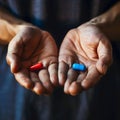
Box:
6 26 58 95
58 24 112 96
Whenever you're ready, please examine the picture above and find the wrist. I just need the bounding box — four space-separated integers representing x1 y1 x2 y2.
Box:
0 21 34 44
0 19 16 44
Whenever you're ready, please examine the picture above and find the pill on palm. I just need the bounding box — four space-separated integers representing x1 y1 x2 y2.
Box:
29 63 43 71
72 63 86 71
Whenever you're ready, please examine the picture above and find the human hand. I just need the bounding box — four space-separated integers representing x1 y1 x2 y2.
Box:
6 25 58 95
58 24 112 96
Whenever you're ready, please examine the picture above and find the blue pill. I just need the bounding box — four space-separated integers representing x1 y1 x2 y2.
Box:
72 63 86 71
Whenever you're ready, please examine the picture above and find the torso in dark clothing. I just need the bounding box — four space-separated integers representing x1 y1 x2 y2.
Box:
0 0 118 45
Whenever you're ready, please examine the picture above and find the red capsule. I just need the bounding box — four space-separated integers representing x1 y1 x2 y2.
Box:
29 63 43 72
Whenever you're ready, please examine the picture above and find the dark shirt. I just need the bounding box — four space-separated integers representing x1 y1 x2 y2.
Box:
0 0 118 45
0 1 120 120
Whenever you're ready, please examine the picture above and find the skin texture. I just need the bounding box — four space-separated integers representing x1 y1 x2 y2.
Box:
58 24 112 96
6 26 58 95
6 24 112 96
2 2 120 95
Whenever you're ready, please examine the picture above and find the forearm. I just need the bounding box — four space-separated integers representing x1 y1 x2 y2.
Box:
0 7 31 44
88 2 120 41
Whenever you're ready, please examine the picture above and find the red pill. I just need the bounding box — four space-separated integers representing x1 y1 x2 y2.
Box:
29 63 43 72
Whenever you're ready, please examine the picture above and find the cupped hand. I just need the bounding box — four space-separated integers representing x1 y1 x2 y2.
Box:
58 24 112 96
6 25 58 95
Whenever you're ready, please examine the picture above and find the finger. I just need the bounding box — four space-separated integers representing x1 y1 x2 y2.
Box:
38 69 54 94
68 72 87 96
32 82 46 95
6 53 21 73
14 68 34 89
30 72 40 82
64 69 79 94
58 61 69 86
48 63 58 86
6 38 23 73
81 66 102 89
30 72 45 95
68 82 82 96
97 37 113 74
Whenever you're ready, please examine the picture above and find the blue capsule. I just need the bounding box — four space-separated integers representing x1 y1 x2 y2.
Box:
72 63 86 71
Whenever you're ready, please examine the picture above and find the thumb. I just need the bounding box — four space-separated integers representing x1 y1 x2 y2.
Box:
6 37 23 73
96 56 112 75
96 37 113 74
6 53 21 73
